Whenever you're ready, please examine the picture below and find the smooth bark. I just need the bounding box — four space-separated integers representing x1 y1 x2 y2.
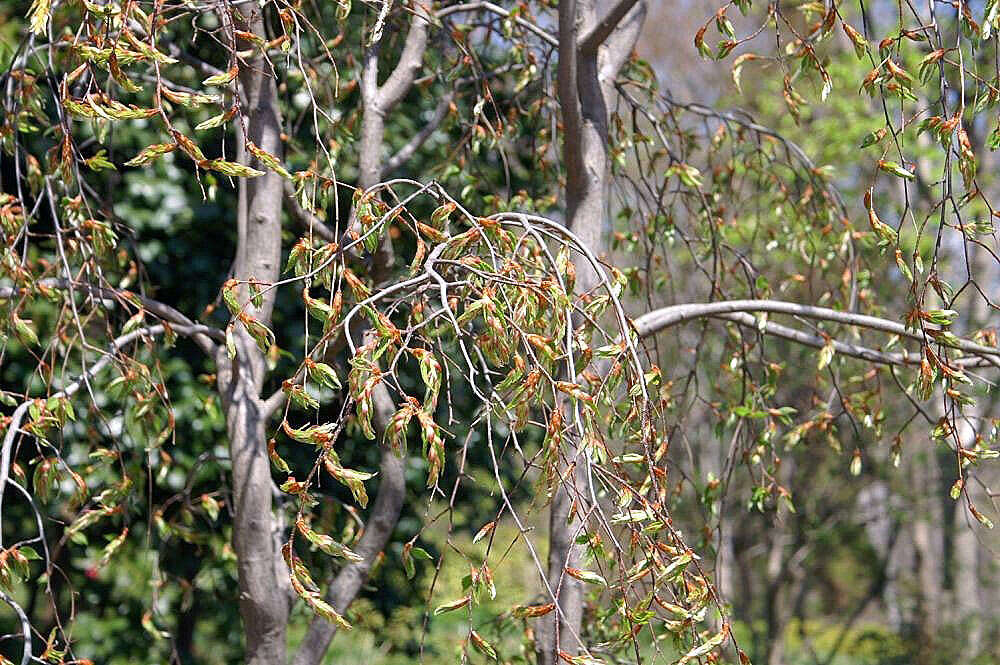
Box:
221 8 292 664
539 3 646 664
291 9 429 665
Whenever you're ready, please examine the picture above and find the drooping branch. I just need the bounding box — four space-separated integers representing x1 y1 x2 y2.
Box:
9 0 1000 663
648 96 851 219
0 279 223 354
0 324 214 548
289 371 402 665
289 11 433 664
275 178 660 665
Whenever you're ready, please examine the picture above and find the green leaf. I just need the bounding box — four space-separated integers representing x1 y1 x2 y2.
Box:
19 546 41 561
195 109 235 131
124 143 177 167
202 66 238 87
13 315 38 346
85 150 117 172
204 159 265 178
434 595 471 615
676 627 728 664
877 159 915 180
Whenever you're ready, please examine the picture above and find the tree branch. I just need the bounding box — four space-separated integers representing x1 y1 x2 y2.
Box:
356 6 433 285
715 312 991 368
597 1 645 85
634 300 1000 367
435 2 558 46
0 324 214 548
0 278 223 355
384 91 453 174
658 97 850 218
557 0 584 226
0 589 31 665
282 180 337 242
376 6 430 113
578 0 641 55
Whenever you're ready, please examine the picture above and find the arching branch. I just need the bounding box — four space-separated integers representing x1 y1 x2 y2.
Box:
715 312 992 368
0 324 214 548
633 299 1000 367
0 589 31 665
0 279 223 355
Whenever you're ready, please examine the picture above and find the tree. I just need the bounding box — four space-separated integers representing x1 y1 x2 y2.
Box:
1 1 997 664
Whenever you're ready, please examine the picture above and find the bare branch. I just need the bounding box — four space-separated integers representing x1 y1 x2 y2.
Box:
0 589 31 665
597 1 645 86
634 300 1000 367
282 180 336 242
579 0 641 55
716 312 990 368
436 2 558 46
384 91 454 174
376 7 430 114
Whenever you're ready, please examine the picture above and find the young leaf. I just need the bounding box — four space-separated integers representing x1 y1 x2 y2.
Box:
204 159 265 178
124 143 177 167
564 567 606 586
434 595 471 615
203 66 239 87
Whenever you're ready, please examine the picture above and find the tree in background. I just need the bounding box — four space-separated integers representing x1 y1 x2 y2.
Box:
0 1 997 665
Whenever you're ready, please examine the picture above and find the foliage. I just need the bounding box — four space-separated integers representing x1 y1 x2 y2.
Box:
0 1 998 665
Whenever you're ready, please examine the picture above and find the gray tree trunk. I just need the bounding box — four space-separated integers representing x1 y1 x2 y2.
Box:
221 8 293 664
290 11 428 665
538 2 646 664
